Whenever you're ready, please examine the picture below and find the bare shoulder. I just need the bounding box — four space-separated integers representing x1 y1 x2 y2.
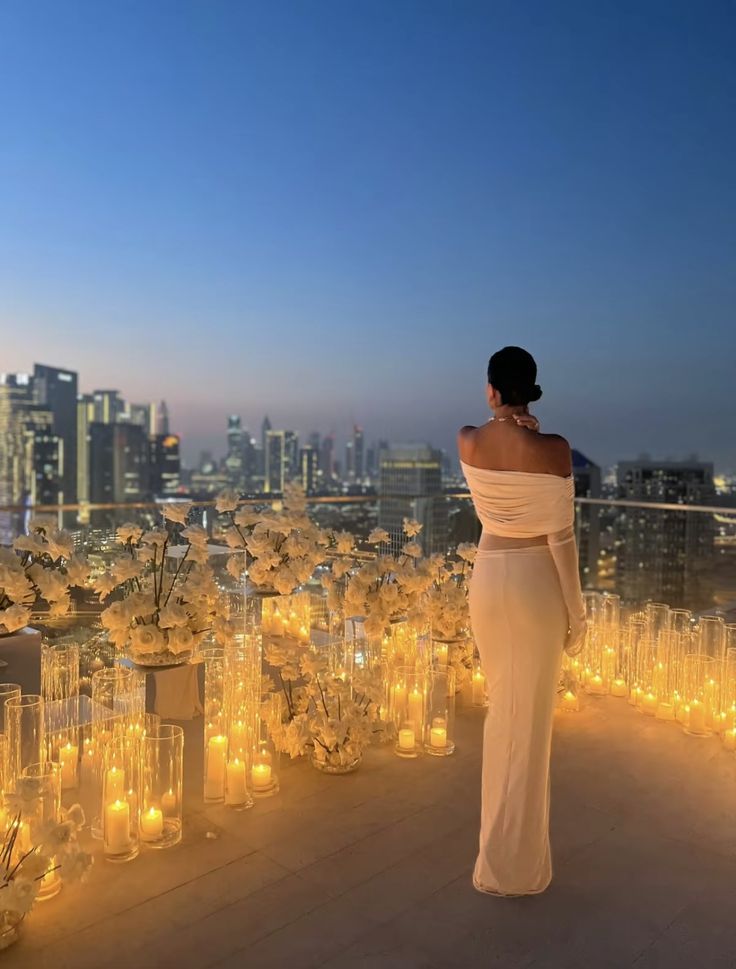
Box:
457 425 478 460
536 433 572 476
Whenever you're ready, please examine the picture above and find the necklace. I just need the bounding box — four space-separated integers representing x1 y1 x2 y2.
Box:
488 415 523 423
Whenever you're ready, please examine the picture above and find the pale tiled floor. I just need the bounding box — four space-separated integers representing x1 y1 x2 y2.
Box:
9 695 736 969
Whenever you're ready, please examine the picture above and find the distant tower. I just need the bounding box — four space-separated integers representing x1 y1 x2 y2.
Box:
158 400 170 436
353 425 364 481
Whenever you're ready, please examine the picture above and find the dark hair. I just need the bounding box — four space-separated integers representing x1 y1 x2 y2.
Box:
487 346 542 405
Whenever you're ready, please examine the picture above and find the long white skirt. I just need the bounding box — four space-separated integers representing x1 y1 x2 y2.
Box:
469 544 567 896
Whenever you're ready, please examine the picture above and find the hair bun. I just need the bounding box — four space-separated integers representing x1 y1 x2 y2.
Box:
528 383 543 402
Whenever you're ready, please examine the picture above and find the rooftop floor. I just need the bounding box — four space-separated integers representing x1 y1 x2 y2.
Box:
10 694 736 969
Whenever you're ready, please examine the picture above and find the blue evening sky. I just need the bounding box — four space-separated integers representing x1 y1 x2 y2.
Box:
1 1 734 469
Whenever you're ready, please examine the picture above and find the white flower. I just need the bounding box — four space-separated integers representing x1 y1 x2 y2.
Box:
333 531 355 555
58 849 93 882
117 522 143 545
181 524 208 546
158 603 190 628
141 528 168 547
368 528 390 545
101 601 130 631
65 803 86 830
45 529 74 561
224 529 246 549
457 543 477 563
3 877 38 915
161 502 192 525
111 557 144 583
233 508 259 528
402 541 423 559
215 489 240 514
65 554 90 587
94 573 118 599
129 623 165 655
226 555 244 581
167 626 194 655
402 518 423 537
0 603 31 633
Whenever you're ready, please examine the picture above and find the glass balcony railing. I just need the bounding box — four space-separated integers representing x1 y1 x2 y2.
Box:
1 491 735 618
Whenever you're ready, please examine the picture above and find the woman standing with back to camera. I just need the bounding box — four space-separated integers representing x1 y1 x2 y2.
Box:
458 346 586 897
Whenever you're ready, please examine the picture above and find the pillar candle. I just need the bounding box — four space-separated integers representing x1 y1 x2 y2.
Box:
723 728 736 751
398 728 415 751
430 726 447 748
59 742 79 790
407 689 423 726
205 735 228 800
434 644 448 666
656 702 675 721
561 690 579 713
642 692 658 716
610 678 627 697
688 700 706 734
225 758 248 805
472 671 485 705
105 766 126 801
140 806 164 841
251 763 272 791
105 800 131 853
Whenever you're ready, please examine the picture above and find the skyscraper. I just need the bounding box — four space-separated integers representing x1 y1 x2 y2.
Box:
158 400 170 436
149 434 181 496
615 459 716 609
378 444 448 556
572 449 602 588
33 364 78 509
353 425 364 481
299 445 318 494
225 415 244 488
265 429 285 494
130 403 157 435
89 422 149 505
92 389 124 425
320 434 335 480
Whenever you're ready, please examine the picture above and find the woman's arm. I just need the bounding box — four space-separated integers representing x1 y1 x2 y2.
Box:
548 526 587 655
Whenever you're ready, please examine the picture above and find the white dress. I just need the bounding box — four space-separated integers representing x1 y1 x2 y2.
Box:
461 462 584 896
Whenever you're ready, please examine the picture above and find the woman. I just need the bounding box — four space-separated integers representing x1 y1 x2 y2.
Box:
458 346 586 897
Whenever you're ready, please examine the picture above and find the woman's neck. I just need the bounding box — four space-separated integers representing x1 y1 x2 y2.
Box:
492 405 529 420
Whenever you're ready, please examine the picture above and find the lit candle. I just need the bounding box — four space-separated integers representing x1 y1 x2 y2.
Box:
561 690 579 713
587 674 606 696
398 728 415 751
251 762 272 791
723 728 736 751
688 700 706 734
610 678 627 698
430 717 447 748
407 688 423 727
229 720 247 756
392 684 407 712
140 806 164 841
472 671 486 705
629 686 642 706
59 742 79 790
205 735 228 800
105 799 131 853
642 692 658 716
656 701 675 721
434 644 448 666
161 788 177 814
225 758 248 804
105 766 126 801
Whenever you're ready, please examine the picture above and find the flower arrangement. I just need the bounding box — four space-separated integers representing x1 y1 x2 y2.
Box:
0 795 92 948
424 543 476 640
265 641 384 771
97 504 225 664
216 483 330 595
0 518 89 635
339 520 436 639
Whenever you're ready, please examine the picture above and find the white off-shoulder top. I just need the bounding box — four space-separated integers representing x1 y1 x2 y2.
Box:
460 461 575 538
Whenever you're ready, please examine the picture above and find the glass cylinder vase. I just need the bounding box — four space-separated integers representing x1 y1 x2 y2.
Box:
5 695 45 793
682 653 715 737
251 693 281 797
102 738 139 862
423 667 456 756
390 665 425 759
19 761 62 900
140 724 183 849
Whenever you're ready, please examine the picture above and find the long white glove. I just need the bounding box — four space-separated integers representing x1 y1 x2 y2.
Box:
548 527 587 656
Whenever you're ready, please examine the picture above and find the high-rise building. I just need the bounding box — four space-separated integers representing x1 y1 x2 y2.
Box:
572 450 602 588
76 394 95 510
130 403 157 435
378 444 448 556
344 441 354 480
92 389 124 425
33 364 78 509
158 400 170 436
265 429 285 494
149 434 181 496
285 431 299 483
225 415 244 487
353 425 364 481
0 373 63 540
89 422 149 505
320 434 335 480
299 445 318 494
615 459 716 609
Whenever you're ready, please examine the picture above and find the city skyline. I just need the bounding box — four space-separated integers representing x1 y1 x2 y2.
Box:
1 2 735 468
